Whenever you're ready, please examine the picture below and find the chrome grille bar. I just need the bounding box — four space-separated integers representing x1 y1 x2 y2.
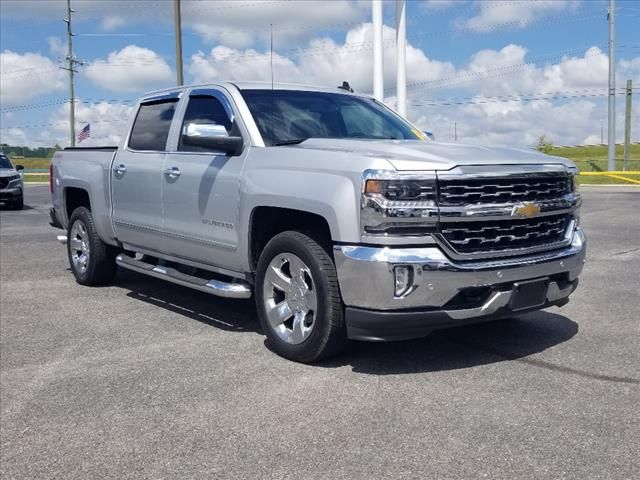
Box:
439 215 571 254
438 174 571 206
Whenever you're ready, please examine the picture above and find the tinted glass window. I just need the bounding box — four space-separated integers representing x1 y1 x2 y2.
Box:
179 95 235 152
0 154 12 169
240 90 422 146
128 100 178 151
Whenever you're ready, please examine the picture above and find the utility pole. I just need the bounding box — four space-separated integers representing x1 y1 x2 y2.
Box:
62 0 80 147
601 119 604 144
607 0 616 171
624 79 632 171
174 0 184 86
454 122 458 142
395 0 406 117
372 0 384 102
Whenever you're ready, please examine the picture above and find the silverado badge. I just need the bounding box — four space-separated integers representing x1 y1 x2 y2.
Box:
512 202 541 218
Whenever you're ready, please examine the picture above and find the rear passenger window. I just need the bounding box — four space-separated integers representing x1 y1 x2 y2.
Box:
128 100 178 151
179 96 236 152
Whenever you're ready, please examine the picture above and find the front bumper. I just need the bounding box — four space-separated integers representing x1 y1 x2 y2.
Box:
0 186 22 201
334 228 586 341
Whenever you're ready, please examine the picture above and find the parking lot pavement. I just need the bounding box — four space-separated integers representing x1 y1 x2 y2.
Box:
1 185 639 479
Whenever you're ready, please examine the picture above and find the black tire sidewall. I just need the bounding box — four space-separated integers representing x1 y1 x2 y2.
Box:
67 207 114 285
256 232 343 362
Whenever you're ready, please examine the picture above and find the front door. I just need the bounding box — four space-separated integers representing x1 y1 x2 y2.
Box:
161 89 245 271
111 96 179 253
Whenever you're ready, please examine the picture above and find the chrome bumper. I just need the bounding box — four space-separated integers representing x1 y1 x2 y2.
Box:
333 228 586 314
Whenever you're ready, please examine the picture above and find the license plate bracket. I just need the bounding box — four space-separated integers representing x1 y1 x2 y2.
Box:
509 278 549 311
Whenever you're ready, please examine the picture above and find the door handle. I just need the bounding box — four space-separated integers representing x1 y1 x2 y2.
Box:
163 166 181 178
113 164 127 175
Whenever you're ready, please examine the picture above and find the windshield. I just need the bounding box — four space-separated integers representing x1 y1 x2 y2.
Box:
240 89 424 146
0 154 13 169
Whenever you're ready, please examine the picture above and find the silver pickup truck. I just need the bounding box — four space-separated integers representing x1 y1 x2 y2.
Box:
51 82 586 362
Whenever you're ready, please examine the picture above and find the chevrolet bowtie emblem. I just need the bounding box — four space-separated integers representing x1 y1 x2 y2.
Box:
512 202 541 218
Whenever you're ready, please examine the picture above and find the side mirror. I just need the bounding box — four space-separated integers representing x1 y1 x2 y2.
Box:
15 164 24 171
181 123 243 156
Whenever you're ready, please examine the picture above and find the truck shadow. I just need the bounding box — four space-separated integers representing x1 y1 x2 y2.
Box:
116 269 578 375
320 312 578 375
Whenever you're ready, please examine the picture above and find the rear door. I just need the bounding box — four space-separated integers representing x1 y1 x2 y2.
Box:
111 94 180 253
161 88 246 270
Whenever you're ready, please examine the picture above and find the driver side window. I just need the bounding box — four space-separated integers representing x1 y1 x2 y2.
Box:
179 95 237 152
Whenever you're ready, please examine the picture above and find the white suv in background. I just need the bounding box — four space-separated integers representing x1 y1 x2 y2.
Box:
0 153 24 210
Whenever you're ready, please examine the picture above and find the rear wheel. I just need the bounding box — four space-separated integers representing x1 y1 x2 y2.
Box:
67 207 116 285
255 231 346 363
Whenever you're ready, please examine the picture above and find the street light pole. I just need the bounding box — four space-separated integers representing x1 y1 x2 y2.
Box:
607 0 616 171
174 0 184 86
64 0 76 147
395 0 406 117
372 0 384 102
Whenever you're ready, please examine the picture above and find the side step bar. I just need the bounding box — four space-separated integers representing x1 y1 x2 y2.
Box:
115 254 252 299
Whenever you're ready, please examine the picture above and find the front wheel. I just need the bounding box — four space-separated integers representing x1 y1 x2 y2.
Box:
255 231 347 363
11 195 23 210
67 207 117 285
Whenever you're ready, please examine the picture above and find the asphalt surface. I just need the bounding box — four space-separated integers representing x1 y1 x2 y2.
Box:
1 185 639 479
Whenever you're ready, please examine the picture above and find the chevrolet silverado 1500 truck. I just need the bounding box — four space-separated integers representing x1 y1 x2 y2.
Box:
50 82 586 362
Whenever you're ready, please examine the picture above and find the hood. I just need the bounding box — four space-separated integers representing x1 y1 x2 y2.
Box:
0 168 19 177
289 139 574 171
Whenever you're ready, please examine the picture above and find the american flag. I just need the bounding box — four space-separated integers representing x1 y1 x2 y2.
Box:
78 123 90 143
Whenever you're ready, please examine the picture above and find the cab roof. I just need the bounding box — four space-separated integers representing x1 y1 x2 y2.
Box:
140 81 367 102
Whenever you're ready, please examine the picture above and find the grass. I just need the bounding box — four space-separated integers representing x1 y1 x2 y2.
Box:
13 157 52 171
23 175 50 183
549 144 640 185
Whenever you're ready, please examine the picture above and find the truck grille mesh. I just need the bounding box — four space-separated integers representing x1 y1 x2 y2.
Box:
438 174 570 206
440 214 570 254
0 178 8 189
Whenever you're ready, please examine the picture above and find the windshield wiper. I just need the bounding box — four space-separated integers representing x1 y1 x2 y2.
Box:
273 138 307 146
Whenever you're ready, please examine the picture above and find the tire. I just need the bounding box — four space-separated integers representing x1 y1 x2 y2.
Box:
67 207 117 286
255 231 347 363
11 195 23 210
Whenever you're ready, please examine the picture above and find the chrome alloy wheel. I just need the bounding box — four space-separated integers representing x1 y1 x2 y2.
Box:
69 220 90 273
262 253 318 344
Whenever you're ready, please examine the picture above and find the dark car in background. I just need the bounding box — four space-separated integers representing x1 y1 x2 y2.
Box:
0 153 24 210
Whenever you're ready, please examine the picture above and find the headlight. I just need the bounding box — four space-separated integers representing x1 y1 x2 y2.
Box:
361 170 438 236
568 167 579 193
7 174 22 187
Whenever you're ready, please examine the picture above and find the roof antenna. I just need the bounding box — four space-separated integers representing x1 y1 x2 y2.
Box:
270 24 274 91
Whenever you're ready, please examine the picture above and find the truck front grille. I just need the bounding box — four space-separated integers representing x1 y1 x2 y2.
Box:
0 178 8 189
438 174 570 206
440 214 571 254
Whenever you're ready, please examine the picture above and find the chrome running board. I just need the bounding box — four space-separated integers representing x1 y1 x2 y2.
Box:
115 254 252 299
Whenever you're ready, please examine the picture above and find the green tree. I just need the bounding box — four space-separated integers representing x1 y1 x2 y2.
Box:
536 135 554 154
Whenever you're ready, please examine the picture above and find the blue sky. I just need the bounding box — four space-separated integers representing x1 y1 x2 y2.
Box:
1 0 639 147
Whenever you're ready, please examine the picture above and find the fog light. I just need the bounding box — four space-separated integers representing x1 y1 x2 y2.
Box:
394 266 414 297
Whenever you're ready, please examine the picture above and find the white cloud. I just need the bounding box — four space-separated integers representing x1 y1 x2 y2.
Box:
424 0 459 11
459 0 581 32
1 1 367 50
189 23 455 94
0 50 66 105
83 45 174 93
102 15 126 31
183 0 367 48
47 37 66 58
46 101 133 147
